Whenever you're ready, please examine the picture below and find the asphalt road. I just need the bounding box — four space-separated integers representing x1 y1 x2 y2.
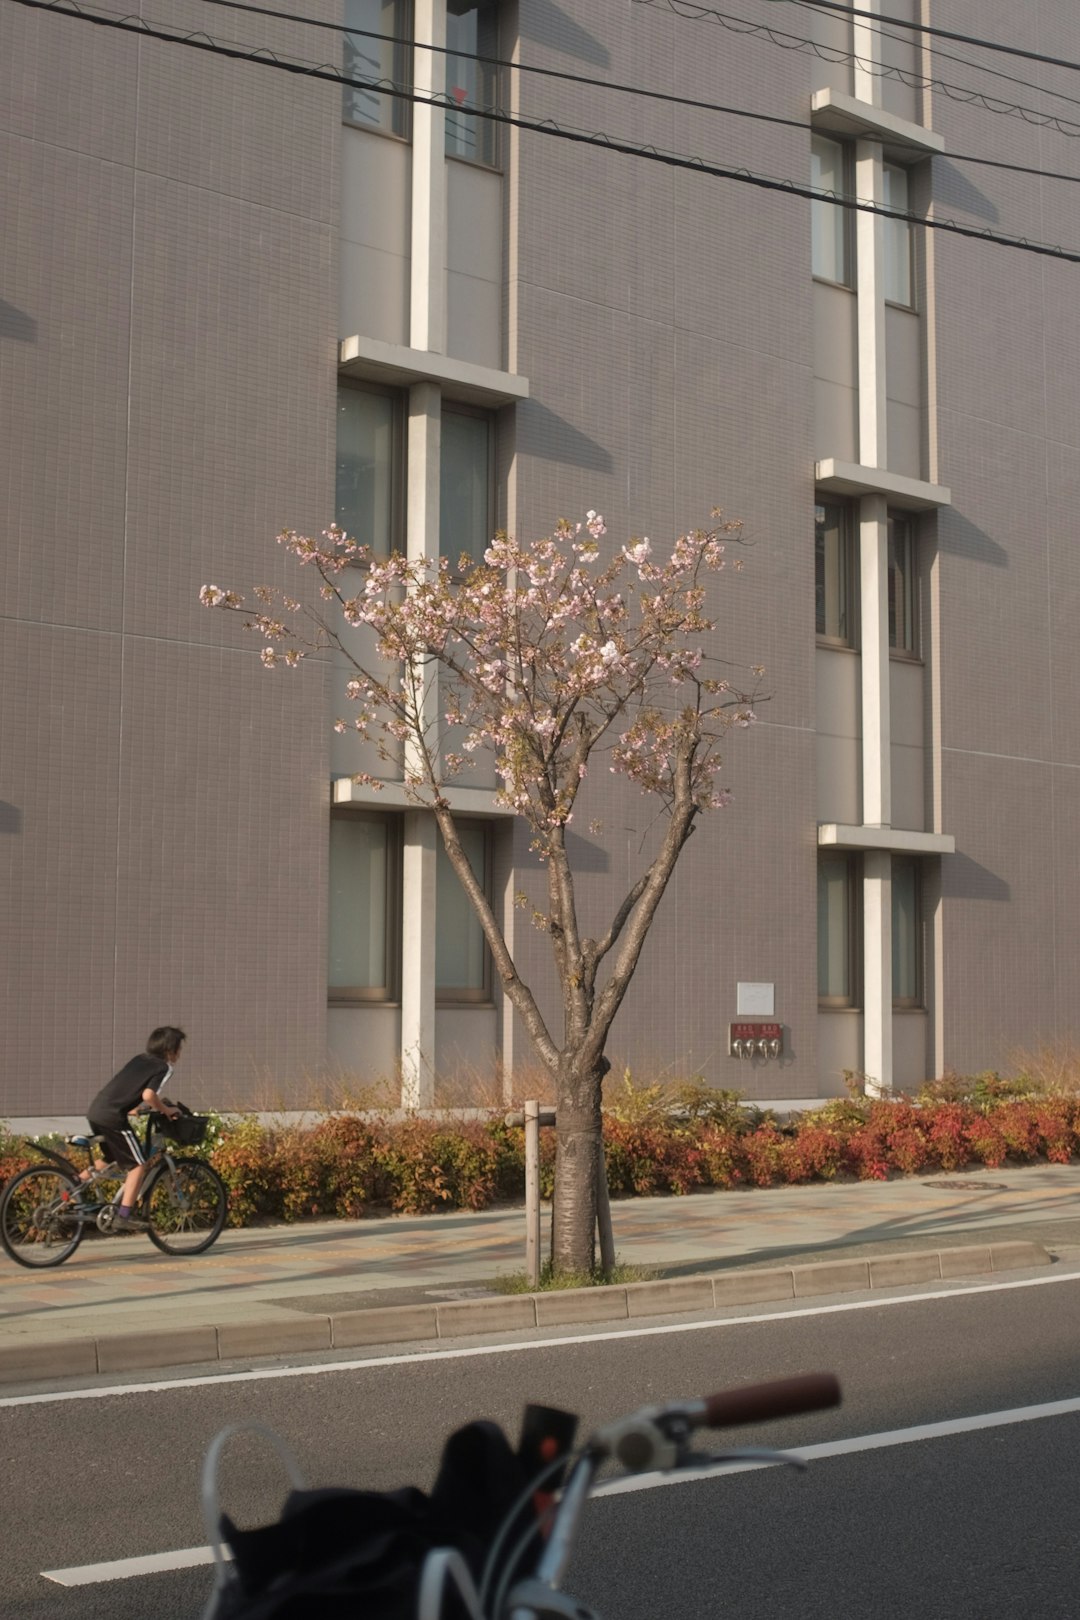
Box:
7 1268 1080 1618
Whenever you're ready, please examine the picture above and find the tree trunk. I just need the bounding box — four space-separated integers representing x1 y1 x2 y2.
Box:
551 1055 605 1273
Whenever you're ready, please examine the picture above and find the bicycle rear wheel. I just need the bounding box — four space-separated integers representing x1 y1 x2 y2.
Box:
0 1165 86 1269
143 1160 227 1255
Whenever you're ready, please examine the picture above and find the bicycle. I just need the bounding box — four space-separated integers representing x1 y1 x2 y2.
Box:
0 1104 228 1269
200 1371 841 1619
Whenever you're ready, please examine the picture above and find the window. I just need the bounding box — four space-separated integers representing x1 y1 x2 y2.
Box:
818 854 860 1006
336 384 403 554
887 514 916 653
883 164 913 307
445 0 499 166
343 0 411 137
892 857 921 1005
329 812 401 1000
811 134 853 286
815 500 856 645
436 821 493 1001
440 406 493 566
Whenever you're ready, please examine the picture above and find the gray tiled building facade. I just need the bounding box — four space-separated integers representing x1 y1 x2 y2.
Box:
3 1 1079 1115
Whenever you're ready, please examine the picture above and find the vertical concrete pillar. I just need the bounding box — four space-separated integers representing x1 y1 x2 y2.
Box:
399 382 442 1106
855 138 886 468
401 810 437 1108
852 0 880 106
863 851 892 1096
411 0 446 353
859 494 890 828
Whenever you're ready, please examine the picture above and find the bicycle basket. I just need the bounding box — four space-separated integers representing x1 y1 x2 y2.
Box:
157 1106 208 1147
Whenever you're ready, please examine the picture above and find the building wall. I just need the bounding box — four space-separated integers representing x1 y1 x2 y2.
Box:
1 2 338 1111
5 0 1080 1115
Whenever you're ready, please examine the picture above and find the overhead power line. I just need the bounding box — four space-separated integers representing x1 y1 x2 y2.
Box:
191 0 1080 120
9 0 1080 266
759 0 1080 77
192 0 1080 146
633 0 1080 140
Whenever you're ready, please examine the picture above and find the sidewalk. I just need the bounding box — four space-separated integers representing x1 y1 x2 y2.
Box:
2 1163 1077 1383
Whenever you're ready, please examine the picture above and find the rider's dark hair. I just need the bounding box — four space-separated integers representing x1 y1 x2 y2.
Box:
147 1026 186 1061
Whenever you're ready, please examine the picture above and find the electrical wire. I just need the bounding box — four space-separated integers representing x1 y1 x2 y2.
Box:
632 0 1080 140
187 0 1080 159
10 0 1080 265
758 0 1080 78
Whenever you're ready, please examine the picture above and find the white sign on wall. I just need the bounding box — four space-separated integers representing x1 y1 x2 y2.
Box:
737 981 775 1017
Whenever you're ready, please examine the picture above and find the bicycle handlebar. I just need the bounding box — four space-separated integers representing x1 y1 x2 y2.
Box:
699 1371 841 1429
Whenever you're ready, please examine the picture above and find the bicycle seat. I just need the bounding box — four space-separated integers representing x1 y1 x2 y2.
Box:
67 1134 103 1149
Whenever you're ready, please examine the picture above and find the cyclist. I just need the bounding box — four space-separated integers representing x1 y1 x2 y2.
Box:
83 1027 185 1230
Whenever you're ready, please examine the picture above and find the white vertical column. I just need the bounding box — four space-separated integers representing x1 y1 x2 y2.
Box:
859 494 890 828
852 0 880 106
850 12 893 1100
411 0 447 353
863 851 892 1096
399 381 443 1107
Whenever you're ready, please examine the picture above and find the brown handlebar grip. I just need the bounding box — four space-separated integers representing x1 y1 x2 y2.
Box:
702 1373 841 1428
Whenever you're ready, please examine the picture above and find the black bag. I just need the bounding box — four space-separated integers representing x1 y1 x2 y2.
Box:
201 1415 568 1620
156 1101 209 1147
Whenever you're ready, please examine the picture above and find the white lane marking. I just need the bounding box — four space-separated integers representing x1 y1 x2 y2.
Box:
42 1394 1080 1585
594 1394 1080 1497
4 1266 1078 1409
42 1544 228 1586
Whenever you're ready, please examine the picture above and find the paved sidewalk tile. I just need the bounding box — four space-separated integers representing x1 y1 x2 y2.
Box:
0 1164 1077 1351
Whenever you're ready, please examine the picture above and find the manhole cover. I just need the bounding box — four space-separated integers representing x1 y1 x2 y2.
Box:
924 1180 1008 1191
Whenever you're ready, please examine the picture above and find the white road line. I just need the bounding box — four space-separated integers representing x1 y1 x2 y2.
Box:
42 1393 1080 1585
4 1267 1078 1409
42 1544 227 1586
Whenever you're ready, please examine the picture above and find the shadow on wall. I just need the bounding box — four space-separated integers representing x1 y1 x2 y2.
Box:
940 853 1010 902
936 512 1008 568
0 301 36 341
0 802 21 833
933 162 999 226
520 402 614 473
519 0 610 66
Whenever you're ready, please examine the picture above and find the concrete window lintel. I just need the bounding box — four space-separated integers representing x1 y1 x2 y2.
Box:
815 458 951 512
333 777 517 818
810 91 945 160
818 823 955 855
338 334 529 408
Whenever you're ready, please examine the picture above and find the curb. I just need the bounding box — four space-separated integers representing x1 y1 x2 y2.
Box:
0 1240 1050 1386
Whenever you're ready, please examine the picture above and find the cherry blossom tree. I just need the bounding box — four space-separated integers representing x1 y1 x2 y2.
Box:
201 511 759 1272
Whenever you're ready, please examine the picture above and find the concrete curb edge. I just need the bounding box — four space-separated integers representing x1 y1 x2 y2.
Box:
0 1240 1050 1385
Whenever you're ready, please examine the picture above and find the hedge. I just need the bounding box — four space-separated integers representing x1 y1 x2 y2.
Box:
3 1085 1080 1225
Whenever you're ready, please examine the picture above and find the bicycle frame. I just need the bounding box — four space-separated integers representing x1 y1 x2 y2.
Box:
29 1114 180 1226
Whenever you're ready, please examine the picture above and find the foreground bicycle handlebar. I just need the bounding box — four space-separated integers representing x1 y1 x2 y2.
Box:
427 1373 842 1620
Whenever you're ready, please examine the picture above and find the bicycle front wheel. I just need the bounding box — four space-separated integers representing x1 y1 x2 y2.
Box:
143 1160 227 1255
0 1165 86 1269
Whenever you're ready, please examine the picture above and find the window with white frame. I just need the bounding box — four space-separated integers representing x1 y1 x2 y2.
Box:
815 499 857 646
436 820 493 1001
811 134 853 287
328 811 402 1001
440 405 494 566
336 383 404 555
883 163 913 307
343 0 411 137
445 0 499 166
818 853 860 1006
887 513 917 653
892 857 921 1005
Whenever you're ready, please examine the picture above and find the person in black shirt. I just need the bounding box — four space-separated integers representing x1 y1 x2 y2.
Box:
85 1027 185 1230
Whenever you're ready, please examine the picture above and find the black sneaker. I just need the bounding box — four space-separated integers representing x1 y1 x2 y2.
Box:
111 1210 149 1233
